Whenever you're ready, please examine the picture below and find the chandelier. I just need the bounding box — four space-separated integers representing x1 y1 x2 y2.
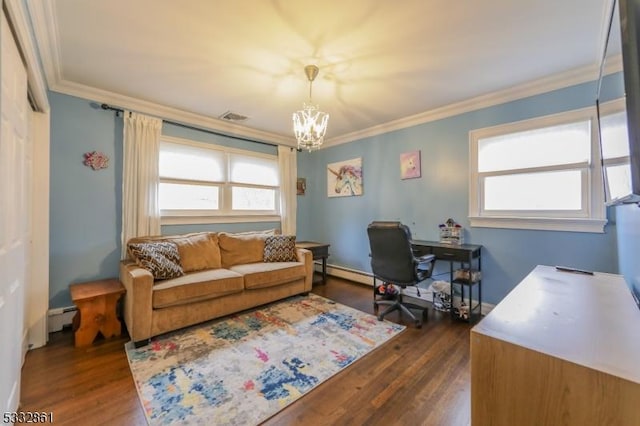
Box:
293 65 329 151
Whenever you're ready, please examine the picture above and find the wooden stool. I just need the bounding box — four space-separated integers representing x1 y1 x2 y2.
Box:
69 279 126 347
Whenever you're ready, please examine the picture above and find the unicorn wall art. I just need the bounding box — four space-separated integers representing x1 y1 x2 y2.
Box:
400 150 421 179
327 157 363 197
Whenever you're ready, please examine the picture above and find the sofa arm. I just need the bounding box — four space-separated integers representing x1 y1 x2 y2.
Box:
120 261 154 343
296 248 313 291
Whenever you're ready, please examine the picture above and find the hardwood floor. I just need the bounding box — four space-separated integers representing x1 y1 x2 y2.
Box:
18 278 473 425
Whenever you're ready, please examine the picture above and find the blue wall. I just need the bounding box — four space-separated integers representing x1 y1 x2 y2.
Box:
50 93 123 308
49 75 631 308
297 81 619 305
49 92 279 308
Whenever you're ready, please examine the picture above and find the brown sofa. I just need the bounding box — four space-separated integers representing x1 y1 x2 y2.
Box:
120 230 313 346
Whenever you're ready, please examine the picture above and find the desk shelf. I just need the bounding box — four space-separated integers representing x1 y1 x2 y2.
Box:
411 240 483 323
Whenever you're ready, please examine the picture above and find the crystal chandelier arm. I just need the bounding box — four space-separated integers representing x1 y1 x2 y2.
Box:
293 65 328 151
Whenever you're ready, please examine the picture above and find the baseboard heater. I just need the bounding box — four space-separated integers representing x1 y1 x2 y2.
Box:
47 306 77 333
324 263 373 286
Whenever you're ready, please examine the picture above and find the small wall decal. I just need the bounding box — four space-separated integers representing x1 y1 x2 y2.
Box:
400 150 421 179
83 151 109 170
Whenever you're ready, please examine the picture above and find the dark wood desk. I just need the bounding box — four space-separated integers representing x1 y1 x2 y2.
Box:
296 241 330 284
411 240 483 322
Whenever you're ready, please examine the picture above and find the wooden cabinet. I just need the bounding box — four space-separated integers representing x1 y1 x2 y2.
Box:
470 265 640 425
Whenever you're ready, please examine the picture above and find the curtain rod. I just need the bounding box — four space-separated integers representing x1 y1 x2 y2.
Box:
99 103 279 148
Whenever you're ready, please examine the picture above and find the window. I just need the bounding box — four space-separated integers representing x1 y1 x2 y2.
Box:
598 99 633 203
159 136 279 224
469 107 606 233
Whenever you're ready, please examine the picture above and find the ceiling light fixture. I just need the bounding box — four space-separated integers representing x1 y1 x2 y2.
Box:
293 65 329 152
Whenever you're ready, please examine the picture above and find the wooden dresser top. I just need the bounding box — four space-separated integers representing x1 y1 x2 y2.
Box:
472 265 640 384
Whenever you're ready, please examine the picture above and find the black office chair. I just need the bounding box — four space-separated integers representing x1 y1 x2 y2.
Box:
367 221 436 327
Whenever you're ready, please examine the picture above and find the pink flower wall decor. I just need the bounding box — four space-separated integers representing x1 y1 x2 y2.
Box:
83 151 109 170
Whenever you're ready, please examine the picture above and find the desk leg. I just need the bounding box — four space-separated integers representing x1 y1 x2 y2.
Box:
322 257 327 284
478 256 482 318
449 262 454 320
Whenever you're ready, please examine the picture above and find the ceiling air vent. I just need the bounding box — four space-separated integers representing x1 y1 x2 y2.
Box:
219 111 249 122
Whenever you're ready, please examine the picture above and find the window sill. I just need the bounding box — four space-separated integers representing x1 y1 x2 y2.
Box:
469 216 607 233
161 215 281 225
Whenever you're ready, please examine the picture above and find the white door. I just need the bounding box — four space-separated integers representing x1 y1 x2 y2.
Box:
1 10 29 413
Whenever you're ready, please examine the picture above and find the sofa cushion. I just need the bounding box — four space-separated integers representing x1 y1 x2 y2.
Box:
128 242 184 280
127 234 165 259
219 231 275 268
263 235 297 262
152 268 244 308
170 232 222 272
230 262 305 289
127 232 222 272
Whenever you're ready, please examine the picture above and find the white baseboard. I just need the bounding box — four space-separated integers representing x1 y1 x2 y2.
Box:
21 329 29 366
7 380 18 412
47 306 77 333
27 315 48 350
323 262 495 316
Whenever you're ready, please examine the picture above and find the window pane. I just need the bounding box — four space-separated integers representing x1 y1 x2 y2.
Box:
484 170 582 210
600 111 630 159
159 183 219 210
229 154 278 186
160 142 225 182
232 187 275 210
478 121 590 172
605 163 632 200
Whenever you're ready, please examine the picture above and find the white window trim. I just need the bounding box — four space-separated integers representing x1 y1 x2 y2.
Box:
159 135 281 225
469 106 607 233
161 215 281 225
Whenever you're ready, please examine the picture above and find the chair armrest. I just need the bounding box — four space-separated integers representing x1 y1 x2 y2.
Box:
120 260 154 343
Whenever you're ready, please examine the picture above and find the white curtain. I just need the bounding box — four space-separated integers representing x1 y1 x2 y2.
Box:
121 112 163 258
278 146 297 235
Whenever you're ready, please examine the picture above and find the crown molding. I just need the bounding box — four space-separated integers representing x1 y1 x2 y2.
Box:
323 63 605 148
51 79 295 146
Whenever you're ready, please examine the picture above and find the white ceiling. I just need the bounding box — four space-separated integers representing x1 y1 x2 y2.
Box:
28 0 615 147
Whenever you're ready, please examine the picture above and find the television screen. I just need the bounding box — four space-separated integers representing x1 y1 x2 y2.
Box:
597 0 640 205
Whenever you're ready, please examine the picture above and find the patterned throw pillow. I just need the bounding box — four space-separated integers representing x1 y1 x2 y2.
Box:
128 242 184 280
263 235 298 262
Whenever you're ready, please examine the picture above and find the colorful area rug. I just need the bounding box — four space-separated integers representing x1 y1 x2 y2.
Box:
125 294 405 425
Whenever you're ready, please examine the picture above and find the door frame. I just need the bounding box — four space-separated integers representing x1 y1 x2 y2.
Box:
4 0 51 350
